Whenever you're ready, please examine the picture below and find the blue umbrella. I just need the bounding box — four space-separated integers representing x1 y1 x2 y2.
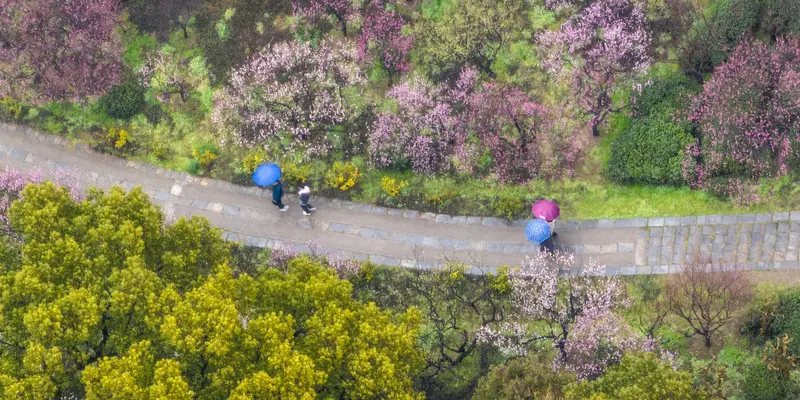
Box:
252 163 282 187
525 219 551 243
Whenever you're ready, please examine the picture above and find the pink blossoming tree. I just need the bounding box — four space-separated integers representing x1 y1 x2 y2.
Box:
291 0 355 36
477 252 650 379
0 0 123 103
357 6 413 80
213 40 364 158
369 68 478 174
686 35 800 188
540 0 651 136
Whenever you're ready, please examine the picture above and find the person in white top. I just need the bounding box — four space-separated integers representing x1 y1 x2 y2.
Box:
298 182 316 216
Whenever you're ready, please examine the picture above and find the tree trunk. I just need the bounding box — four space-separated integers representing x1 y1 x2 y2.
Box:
704 334 712 347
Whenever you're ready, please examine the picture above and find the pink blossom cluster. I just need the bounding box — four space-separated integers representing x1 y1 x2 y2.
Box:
478 252 648 378
269 244 300 268
369 68 478 174
687 35 800 187
539 0 651 136
357 7 412 74
0 0 123 103
213 40 364 159
370 68 581 181
291 0 355 35
0 168 83 234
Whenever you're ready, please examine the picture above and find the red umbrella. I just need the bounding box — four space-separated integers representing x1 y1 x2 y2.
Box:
531 199 560 222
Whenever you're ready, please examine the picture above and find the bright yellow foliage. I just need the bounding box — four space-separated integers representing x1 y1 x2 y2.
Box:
324 161 360 191
381 176 408 197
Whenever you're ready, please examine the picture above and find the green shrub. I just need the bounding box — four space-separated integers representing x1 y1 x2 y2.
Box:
473 354 574 400
747 288 800 355
631 72 698 118
99 81 145 120
683 0 759 73
607 111 694 185
741 362 797 400
761 0 800 38
565 352 703 400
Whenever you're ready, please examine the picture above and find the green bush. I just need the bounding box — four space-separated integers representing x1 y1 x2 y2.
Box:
631 72 698 118
99 81 145 120
745 288 800 355
565 352 703 400
607 111 694 184
473 354 575 400
683 0 759 73
741 362 796 400
761 0 800 38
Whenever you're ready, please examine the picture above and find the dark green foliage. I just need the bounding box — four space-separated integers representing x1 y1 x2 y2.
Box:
472 354 575 400
741 362 796 400
631 72 698 118
682 0 759 75
761 0 800 39
607 111 694 184
745 288 800 355
99 81 145 120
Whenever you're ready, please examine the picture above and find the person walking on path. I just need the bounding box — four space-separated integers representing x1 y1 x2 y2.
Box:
272 180 289 211
298 181 316 215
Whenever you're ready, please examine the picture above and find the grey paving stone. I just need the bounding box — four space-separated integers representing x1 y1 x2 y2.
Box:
454 240 471 250
652 265 669 274
598 219 614 228
792 212 800 222
420 212 437 221
359 228 376 238
650 227 663 237
614 219 634 228
680 216 697 226
648 217 665 227
466 216 482 225
520 244 539 254
503 243 522 253
511 219 528 228
154 191 170 201
10 148 27 160
706 215 724 225
774 212 791 222
439 238 454 249
580 220 598 229
636 266 653 274
368 206 388 215
487 242 505 252
696 215 706 225
617 242 635 253
756 213 774 223
405 234 424 245
423 236 440 248
482 217 506 227
435 214 452 224
403 210 419 219
328 223 349 233
450 216 468 225
664 217 681 226
723 214 741 224
793 222 800 232
222 205 239 216
387 208 404 217
649 237 661 247
740 214 756 223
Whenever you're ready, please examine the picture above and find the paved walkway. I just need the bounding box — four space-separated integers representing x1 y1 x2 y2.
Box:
2 122 800 274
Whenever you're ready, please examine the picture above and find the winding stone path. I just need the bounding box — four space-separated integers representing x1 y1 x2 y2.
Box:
3 122 800 274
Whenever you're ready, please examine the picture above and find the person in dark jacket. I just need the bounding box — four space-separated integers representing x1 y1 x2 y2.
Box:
271 180 288 211
298 181 316 215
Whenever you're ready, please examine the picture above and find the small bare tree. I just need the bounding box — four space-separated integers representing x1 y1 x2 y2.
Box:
666 257 753 347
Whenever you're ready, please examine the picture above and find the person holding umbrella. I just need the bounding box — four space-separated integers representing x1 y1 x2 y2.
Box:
525 219 553 253
532 199 560 237
253 163 289 212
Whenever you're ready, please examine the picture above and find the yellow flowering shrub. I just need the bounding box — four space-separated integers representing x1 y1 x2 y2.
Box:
0 97 22 121
242 150 266 173
283 162 311 186
324 162 360 191
192 144 219 169
106 127 129 150
381 176 408 197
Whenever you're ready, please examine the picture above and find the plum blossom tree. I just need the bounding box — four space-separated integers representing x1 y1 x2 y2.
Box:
369 68 478 174
469 84 581 182
291 0 355 36
213 40 363 158
0 0 123 103
357 6 412 80
540 0 651 136
477 252 650 379
686 36 800 187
